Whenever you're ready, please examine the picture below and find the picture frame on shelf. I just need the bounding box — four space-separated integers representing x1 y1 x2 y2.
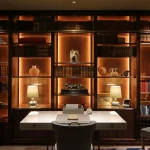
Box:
97 93 112 106
123 99 131 108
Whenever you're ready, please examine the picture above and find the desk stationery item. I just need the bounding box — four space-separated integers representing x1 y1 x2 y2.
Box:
86 108 92 114
67 114 78 120
63 104 84 114
123 99 131 107
56 114 90 124
66 104 78 109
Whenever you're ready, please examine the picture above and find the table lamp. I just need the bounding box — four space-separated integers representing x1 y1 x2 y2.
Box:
27 85 39 108
110 85 122 106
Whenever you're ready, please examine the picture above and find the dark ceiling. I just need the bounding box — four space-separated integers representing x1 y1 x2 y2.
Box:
0 0 150 10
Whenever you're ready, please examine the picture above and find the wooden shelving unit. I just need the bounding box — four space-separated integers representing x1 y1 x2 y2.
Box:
0 11 150 145
140 16 150 130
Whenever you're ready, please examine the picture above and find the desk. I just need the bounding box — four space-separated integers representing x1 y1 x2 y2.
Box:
20 111 126 130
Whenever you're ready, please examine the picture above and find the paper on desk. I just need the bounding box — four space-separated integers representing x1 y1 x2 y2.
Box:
67 114 78 120
56 114 90 124
66 104 78 109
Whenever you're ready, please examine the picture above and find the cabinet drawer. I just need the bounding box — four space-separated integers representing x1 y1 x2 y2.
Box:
20 123 49 130
96 123 126 130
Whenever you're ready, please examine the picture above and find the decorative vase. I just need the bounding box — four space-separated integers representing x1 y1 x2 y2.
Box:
29 66 40 76
98 66 107 76
110 68 118 77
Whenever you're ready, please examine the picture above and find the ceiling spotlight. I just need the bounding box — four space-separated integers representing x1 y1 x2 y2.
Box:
72 1 76 4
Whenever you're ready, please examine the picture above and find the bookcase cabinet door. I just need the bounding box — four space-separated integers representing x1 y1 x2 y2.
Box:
0 16 9 123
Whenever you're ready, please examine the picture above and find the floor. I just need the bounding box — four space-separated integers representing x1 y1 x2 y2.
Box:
0 145 150 150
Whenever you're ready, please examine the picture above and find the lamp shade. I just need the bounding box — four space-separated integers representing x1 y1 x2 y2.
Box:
110 85 122 98
27 85 39 98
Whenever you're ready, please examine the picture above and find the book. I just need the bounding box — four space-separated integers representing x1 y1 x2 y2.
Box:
147 105 150 115
140 105 147 115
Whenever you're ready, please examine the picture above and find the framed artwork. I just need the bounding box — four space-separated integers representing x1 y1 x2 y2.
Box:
97 93 112 106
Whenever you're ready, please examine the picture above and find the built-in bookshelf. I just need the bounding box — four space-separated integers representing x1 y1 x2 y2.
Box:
1 11 150 145
0 16 8 123
96 16 137 110
11 15 53 109
140 16 150 129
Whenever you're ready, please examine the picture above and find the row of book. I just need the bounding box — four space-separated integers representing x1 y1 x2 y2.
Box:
97 46 136 57
140 81 150 92
55 66 94 77
140 105 150 115
0 82 8 92
141 34 150 42
0 65 8 77
140 22 150 31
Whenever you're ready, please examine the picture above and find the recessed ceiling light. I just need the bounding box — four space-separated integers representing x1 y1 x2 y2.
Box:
72 1 76 4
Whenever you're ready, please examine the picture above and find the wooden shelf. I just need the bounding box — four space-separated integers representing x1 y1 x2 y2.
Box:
12 76 51 78
140 92 150 94
97 105 134 110
56 93 92 96
97 76 136 78
17 104 51 108
141 76 150 78
55 62 94 65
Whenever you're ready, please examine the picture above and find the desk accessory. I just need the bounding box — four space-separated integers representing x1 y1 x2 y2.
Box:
110 85 122 106
63 104 84 114
86 108 92 114
27 85 39 108
67 114 78 120
123 99 131 107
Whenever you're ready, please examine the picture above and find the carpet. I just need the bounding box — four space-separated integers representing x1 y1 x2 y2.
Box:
24 146 150 150
100 148 150 150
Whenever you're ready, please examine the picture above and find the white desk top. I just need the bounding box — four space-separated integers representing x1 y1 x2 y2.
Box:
20 111 126 130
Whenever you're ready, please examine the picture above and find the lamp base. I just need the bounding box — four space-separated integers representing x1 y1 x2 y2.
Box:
111 101 120 106
29 100 38 108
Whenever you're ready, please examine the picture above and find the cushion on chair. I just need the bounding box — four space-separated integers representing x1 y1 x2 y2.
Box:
141 127 150 138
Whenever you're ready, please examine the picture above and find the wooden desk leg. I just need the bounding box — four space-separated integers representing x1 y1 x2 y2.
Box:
141 136 145 150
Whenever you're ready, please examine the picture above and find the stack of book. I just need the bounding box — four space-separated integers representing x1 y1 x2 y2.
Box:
140 81 150 92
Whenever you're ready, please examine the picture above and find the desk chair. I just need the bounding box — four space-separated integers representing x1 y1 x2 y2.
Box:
52 121 96 150
141 127 150 150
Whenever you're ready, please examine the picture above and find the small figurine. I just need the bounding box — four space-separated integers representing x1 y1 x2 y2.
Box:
64 83 85 89
70 49 79 63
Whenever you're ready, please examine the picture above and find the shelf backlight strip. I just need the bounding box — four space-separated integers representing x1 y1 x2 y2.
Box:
19 58 22 106
127 58 129 98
